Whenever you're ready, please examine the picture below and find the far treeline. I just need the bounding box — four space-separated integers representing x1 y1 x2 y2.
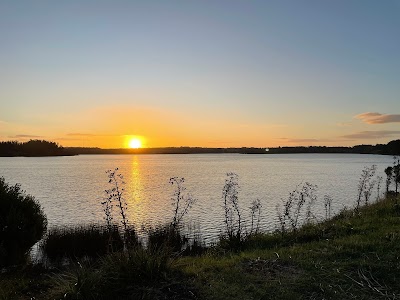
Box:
67 139 400 155
0 139 399 157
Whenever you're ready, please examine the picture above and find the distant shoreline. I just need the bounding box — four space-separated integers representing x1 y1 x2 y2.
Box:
1 139 399 157
65 140 399 156
64 148 392 155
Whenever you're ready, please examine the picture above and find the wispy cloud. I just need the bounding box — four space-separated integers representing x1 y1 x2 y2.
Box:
8 134 43 139
277 138 320 143
54 137 88 142
66 133 97 137
355 112 400 124
337 122 352 127
207 139 236 145
341 130 400 139
66 133 122 137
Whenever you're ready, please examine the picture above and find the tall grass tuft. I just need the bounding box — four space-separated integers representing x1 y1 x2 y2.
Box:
147 224 188 253
40 224 141 262
56 247 172 299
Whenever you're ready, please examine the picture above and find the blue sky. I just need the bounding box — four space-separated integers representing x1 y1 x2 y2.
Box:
0 0 399 147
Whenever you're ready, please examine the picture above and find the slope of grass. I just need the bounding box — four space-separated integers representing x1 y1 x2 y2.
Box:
179 196 400 300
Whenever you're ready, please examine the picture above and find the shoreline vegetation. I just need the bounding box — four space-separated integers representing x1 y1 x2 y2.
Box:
0 139 399 157
1 159 400 299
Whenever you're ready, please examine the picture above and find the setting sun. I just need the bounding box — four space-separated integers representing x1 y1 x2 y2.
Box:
128 138 142 149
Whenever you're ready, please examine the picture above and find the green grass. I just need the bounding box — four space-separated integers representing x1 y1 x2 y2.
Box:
179 195 400 300
1 195 400 299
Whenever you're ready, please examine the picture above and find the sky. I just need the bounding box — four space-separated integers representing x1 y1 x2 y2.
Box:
0 0 399 148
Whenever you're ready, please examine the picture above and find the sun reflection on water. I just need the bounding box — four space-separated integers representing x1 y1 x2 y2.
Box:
126 155 146 227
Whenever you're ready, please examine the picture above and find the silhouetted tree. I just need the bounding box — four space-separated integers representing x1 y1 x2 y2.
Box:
387 140 400 155
393 156 400 195
0 177 47 266
0 139 70 156
385 166 393 194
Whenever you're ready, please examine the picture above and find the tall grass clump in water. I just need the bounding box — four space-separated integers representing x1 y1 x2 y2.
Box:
0 177 47 266
40 224 124 263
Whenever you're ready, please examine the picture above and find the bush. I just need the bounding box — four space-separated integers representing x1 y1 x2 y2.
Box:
0 177 47 266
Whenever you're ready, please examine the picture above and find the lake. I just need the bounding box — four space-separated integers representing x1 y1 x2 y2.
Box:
0 153 393 243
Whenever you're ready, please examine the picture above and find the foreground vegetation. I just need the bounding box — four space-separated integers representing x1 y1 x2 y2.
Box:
183 195 400 299
1 194 399 299
1 159 400 299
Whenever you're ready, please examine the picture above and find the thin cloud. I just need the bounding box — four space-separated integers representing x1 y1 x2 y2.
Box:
66 133 97 137
207 139 236 145
277 138 320 143
54 137 88 142
66 133 120 137
337 122 352 127
341 130 400 139
8 134 43 139
355 112 400 124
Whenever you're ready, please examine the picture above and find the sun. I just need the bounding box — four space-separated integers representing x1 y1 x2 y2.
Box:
128 138 142 149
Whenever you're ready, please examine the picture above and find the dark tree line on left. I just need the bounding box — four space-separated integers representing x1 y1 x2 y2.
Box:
0 140 73 156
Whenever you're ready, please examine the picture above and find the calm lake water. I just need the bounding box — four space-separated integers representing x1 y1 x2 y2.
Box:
0 154 393 243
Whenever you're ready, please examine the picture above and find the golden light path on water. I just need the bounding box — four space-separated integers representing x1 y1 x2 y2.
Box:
127 155 146 228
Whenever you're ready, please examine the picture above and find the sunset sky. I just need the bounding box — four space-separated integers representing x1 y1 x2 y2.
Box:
1 0 399 148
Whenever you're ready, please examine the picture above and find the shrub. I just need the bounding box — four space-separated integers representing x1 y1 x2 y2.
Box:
356 165 377 209
170 177 196 229
0 177 47 266
222 173 242 242
276 182 318 234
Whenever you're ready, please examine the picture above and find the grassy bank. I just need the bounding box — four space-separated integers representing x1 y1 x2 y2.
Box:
1 195 400 299
181 195 400 300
